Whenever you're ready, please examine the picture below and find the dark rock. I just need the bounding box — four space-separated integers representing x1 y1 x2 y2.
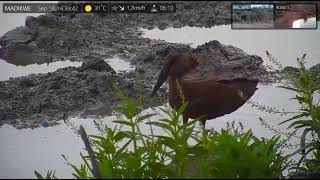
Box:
0 27 35 47
25 15 60 30
288 171 320 179
309 63 320 82
80 59 116 73
158 22 169 30
0 26 51 65
49 82 61 90
309 63 320 73
189 41 265 82
133 40 268 86
25 16 39 30
37 15 59 28
279 63 320 83
41 120 49 127
283 66 300 75
19 79 34 88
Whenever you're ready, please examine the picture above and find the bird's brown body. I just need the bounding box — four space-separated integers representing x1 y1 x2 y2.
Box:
151 53 259 126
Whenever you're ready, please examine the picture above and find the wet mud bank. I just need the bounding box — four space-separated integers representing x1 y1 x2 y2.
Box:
0 59 166 129
0 1 233 66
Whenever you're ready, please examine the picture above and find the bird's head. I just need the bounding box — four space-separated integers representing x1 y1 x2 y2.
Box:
151 53 199 96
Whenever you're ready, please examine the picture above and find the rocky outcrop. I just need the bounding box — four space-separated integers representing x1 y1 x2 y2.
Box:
0 14 87 65
309 63 320 83
132 40 269 87
190 41 266 81
277 63 320 83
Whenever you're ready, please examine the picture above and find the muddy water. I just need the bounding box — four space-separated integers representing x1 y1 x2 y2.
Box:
0 56 135 81
104 56 135 73
0 59 82 81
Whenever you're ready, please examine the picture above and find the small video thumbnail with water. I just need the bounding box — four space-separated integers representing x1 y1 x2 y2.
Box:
274 4 317 29
232 4 274 29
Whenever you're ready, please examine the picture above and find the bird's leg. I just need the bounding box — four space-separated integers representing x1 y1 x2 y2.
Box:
183 115 189 124
201 120 206 130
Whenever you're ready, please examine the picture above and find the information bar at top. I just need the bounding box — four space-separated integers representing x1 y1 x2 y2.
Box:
2 3 176 13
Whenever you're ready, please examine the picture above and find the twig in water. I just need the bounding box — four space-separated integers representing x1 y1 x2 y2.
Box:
79 125 102 179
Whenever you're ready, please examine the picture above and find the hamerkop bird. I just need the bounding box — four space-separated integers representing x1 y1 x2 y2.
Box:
151 52 259 127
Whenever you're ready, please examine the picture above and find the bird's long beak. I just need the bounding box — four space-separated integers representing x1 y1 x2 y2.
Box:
151 63 170 97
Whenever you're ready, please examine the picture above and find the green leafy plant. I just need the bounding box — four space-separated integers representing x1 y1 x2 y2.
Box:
266 52 320 176
35 84 285 179
34 170 57 179
184 129 284 179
